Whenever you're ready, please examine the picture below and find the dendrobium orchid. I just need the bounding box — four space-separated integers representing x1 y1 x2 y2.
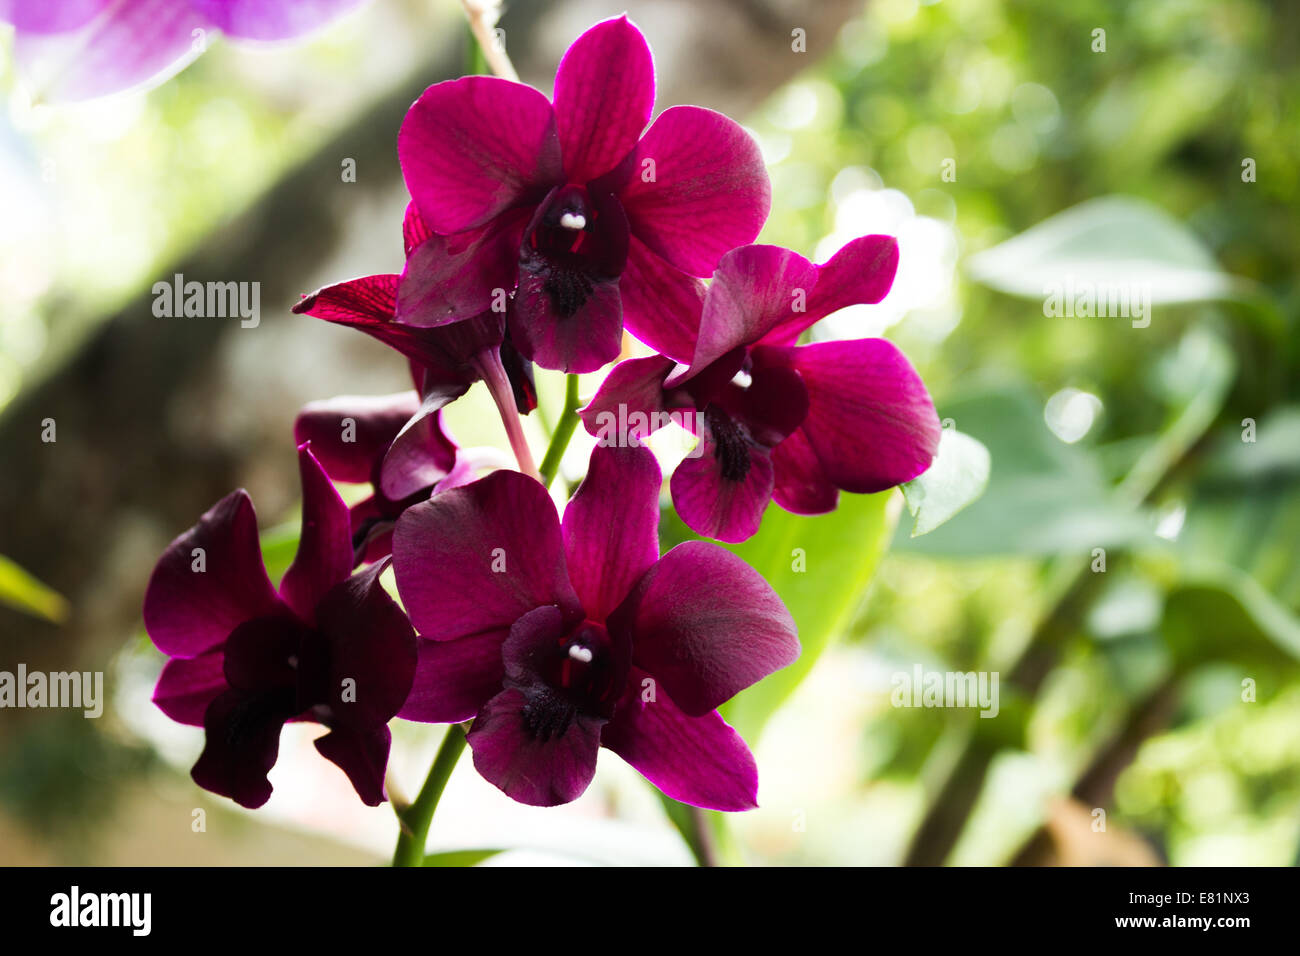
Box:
294 202 541 475
0 0 365 101
293 393 506 564
391 443 799 809
143 443 416 808
581 238 943 542
395 15 770 373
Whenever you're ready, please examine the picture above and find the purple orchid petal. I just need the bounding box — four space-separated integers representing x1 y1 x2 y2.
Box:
620 238 707 364
291 275 483 400
552 15 655 184
143 490 283 659
190 0 362 40
611 541 799 715
670 425 775 543
602 670 759 811
398 629 509 723
152 650 227 727
760 235 900 346
313 724 391 806
399 75 561 234
392 470 580 641
781 339 941 493
15 0 202 102
379 401 459 502
279 444 354 623
678 245 819 381
616 106 770 276
191 686 296 809
562 444 661 621
311 560 417 731
293 392 420 485
511 275 623 374
770 427 839 515
466 687 604 807
510 186 630 373
578 353 677 442
402 201 433 256
221 615 303 692
0 0 110 32
396 211 529 328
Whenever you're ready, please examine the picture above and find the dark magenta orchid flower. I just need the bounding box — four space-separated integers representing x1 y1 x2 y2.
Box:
395 15 770 373
293 392 507 564
1 0 364 101
581 238 943 542
391 443 799 810
143 443 416 808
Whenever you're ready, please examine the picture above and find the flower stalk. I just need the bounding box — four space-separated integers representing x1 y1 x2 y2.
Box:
538 374 582 488
392 723 469 867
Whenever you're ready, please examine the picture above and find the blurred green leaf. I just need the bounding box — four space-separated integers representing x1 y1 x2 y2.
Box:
663 491 896 740
902 427 990 536
259 521 300 587
966 196 1241 306
0 553 69 624
893 384 1150 556
1161 567 1300 674
421 848 504 867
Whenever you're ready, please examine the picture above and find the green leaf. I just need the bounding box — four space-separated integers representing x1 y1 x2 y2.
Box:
0 554 69 624
1161 565 1300 674
966 195 1241 306
662 491 896 740
258 521 300 587
421 848 505 867
901 427 990 536
892 383 1149 556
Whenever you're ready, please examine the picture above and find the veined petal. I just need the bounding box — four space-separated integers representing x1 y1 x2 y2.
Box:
770 427 839 515
398 629 509 723
312 560 417 731
619 238 706 364
152 650 227 727
293 392 420 485
552 15 655 184
399 75 561 234
562 444 661 621
279 444 354 622
611 541 799 716
313 724 391 807
15 0 202 102
466 687 604 807
396 212 529 328
143 490 282 659
783 339 941 493
392 470 580 641
761 235 899 346
578 353 677 442
602 671 759 811
669 426 775 543
379 401 458 502
616 106 770 276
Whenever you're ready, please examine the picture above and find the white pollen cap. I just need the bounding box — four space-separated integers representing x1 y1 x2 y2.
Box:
559 212 587 230
568 645 594 663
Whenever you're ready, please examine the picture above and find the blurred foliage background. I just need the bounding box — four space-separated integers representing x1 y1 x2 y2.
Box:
1 0 1297 865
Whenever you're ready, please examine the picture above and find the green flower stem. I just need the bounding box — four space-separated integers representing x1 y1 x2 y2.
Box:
538 374 582 488
391 724 468 867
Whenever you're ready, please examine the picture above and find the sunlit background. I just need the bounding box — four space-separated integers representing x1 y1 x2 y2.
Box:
2 0 1298 865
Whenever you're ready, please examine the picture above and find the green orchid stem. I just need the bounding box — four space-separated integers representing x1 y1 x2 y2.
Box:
538 374 582 488
392 724 468 867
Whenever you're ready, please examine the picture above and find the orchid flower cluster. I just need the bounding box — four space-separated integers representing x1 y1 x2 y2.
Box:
142 18 941 832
